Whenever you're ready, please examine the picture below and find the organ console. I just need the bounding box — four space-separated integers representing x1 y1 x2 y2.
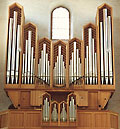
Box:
1 2 118 129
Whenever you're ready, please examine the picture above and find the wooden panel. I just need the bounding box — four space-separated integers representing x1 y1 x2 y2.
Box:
110 114 118 129
30 91 45 106
25 112 41 127
88 92 98 109
8 91 20 108
78 113 92 127
20 91 30 108
94 113 108 127
75 91 88 106
98 91 111 109
0 114 8 128
9 112 24 127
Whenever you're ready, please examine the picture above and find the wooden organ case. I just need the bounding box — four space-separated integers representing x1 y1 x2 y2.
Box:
0 3 118 129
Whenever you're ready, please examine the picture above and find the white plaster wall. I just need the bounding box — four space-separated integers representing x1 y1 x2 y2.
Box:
0 0 120 127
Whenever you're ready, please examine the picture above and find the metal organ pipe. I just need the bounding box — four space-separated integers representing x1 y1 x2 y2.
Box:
52 104 58 122
11 11 17 84
76 49 79 79
43 98 49 121
88 28 92 84
103 9 109 84
69 97 76 122
24 40 28 84
60 103 67 122
27 31 32 84
100 22 104 84
46 53 48 83
15 25 21 84
30 47 34 84
74 42 77 80
43 44 46 81
95 53 98 84
58 46 61 84
108 16 113 84
22 54 25 83
7 18 13 84
92 39 95 84
86 46 89 84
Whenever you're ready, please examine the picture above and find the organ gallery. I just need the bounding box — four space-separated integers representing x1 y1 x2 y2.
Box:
0 2 118 129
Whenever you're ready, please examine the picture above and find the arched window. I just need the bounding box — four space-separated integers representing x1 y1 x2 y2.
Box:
51 7 70 40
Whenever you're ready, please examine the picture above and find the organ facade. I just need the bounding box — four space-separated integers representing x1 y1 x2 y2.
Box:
0 3 118 129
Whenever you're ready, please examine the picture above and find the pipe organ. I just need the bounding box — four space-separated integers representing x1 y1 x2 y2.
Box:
21 23 37 84
53 41 66 87
69 96 76 122
6 3 24 84
60 102 67 122
83 24 98 85
51 102 58 122
43 97 50 121
98 5 114 85
69 38 83 85
37 38 51 85
2 3 118 129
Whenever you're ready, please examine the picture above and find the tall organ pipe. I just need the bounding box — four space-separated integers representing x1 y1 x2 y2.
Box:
15 25 21 84
74 42 77 80
107 16 113 84
103 9 109 84
86 46 89 84
30 47 34 84
95 53 97 84
100 22 104 84
43 44 46 80
92 39 95 84
88 28 92 84
7 18 13 84
22 54 25 83
27 31 32 84
11 11 17 84
24 40 28 84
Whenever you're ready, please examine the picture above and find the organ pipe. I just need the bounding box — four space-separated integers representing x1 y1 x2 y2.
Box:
52 104 58 122
108 16 113 84
11 11 17 84
92 39 95 84
15 25 21 84
43 98 49 122
100 22 104 84
69 97 76 122
7 18 13 84
27 31 32 84
99 8 113 85
60 103 67 122
88 28 92 84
